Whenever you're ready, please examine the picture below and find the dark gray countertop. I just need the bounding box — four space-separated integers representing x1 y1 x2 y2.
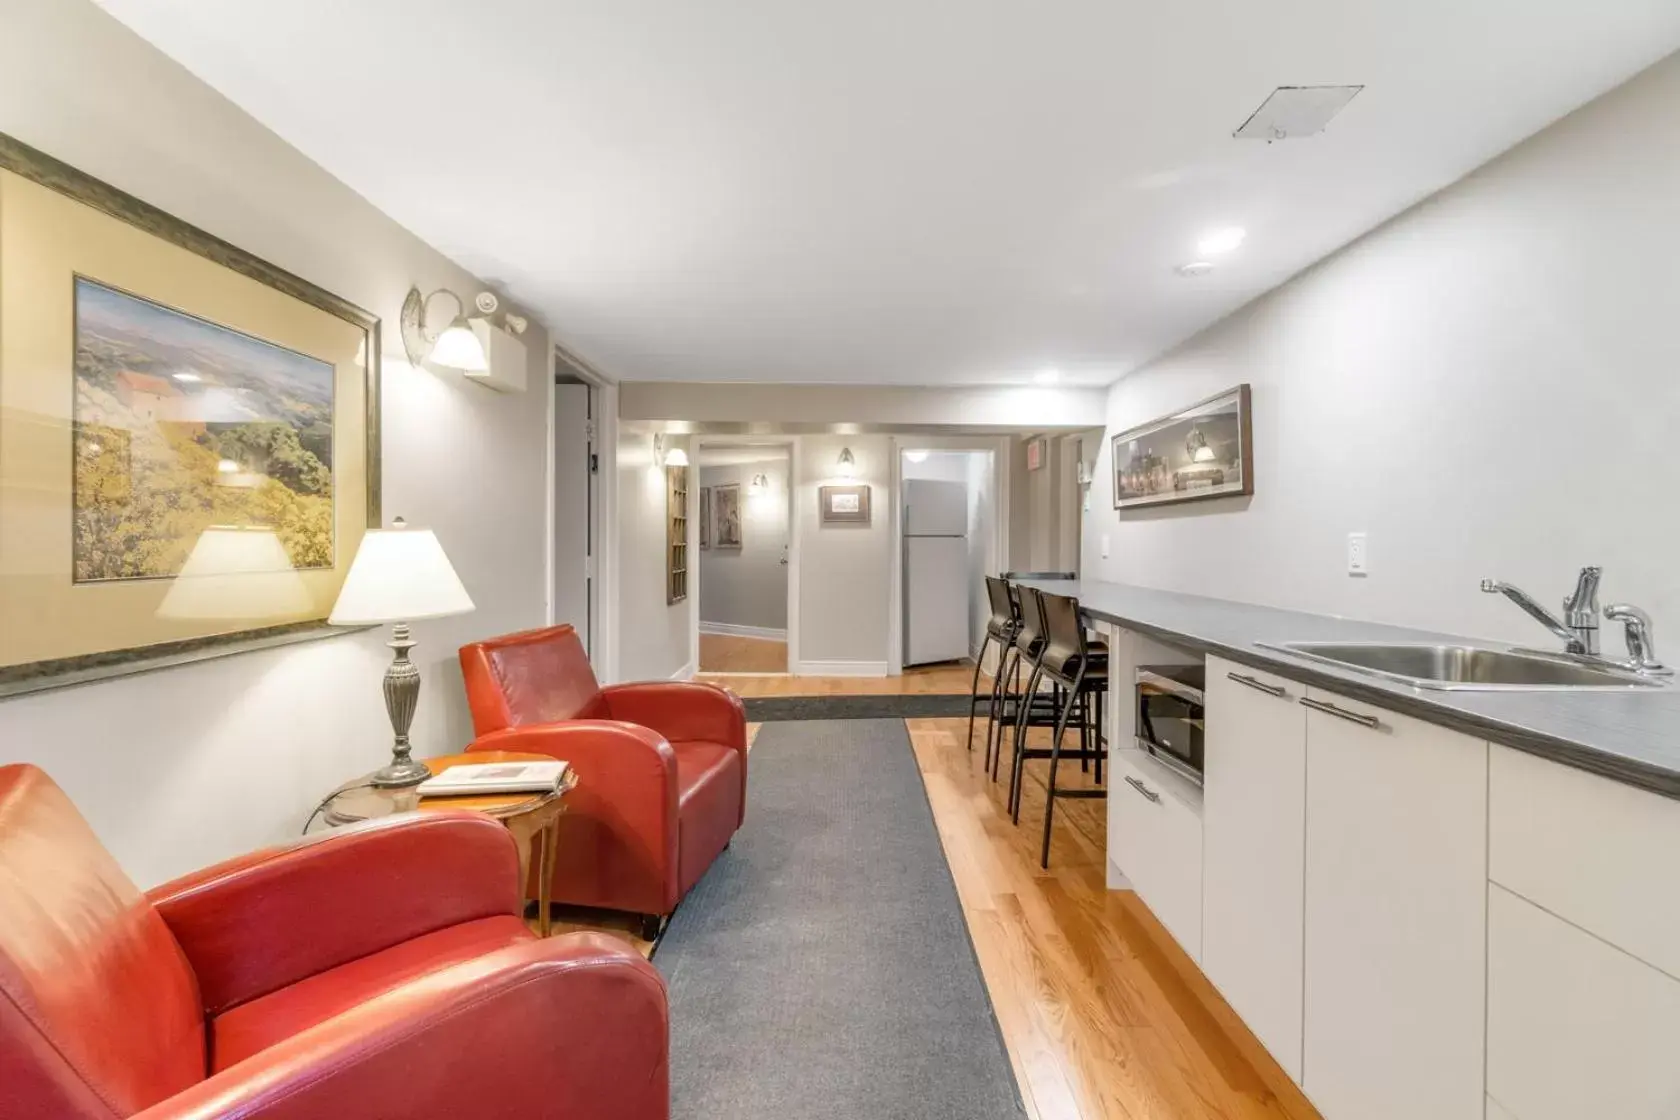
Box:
1019 578 1680 800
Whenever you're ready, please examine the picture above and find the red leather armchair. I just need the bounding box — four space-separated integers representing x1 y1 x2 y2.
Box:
0 763 667 1120
459 624 746 936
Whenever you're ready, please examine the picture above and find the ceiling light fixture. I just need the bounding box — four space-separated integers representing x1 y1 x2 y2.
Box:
399 287 489 372
173 372 202 383
905 450 929 463
1197 227 1246 256
1034 368 1062 385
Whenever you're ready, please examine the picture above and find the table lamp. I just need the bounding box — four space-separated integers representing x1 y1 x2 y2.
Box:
329 518 475 788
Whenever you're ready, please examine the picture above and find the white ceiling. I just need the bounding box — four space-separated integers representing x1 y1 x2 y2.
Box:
97 1 1680 387
696 444 791 467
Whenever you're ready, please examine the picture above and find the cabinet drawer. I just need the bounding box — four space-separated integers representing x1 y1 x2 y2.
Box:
1490 744 1680 980
1112 748 1204 961
1488 884 1680 1120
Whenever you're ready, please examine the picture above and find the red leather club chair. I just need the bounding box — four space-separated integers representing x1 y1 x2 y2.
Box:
0 763 668 1120
459 624 747 938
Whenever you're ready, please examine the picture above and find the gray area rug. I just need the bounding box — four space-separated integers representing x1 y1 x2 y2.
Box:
655 718 1026 1120
742 693 976 721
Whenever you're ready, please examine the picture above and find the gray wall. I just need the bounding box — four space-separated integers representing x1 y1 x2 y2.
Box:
616 426 692 680
1082 50 1680 645
0 0 552 886
699 458 790 633
797 434 892 666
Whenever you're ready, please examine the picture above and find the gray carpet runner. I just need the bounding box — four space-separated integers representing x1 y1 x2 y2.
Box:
654 718 1026 1120
741 693 975 721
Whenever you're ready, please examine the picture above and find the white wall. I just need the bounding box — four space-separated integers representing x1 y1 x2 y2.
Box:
698 457 789 634
796 434 892 670
1082 51 1680 646
964 452 995 656
0 0 553 886
616 426 692 680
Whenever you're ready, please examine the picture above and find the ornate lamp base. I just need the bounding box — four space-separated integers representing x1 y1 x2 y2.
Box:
371 621 430 789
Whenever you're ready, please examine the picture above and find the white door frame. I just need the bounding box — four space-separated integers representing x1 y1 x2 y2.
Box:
887 435 1011 676
687 436 800 676
547 343 621 681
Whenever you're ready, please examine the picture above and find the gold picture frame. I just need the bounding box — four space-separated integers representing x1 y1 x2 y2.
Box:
0 132 381 696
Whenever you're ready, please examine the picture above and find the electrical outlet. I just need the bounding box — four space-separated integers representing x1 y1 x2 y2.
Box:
1347 532 1369 576
1100 534 1111 559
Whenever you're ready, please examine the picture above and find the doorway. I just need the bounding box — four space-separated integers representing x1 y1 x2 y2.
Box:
552 368 600 655
694 443 793 674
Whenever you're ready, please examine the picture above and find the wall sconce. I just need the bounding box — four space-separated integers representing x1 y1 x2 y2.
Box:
653 433 688 468
836 447 857 477
400 287 488 371
749 473 769 496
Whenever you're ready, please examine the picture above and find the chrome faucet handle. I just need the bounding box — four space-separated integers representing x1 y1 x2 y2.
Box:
1604 604 1671 677
1565 566 1602 615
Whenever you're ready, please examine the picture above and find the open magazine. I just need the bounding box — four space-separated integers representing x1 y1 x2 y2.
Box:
417 760 569 798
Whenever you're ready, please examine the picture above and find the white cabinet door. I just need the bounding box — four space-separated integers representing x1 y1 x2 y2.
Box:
1202 656 1307 1082
1487 884 1680 1120
1301 688 1487 1120
1111 748 1204 961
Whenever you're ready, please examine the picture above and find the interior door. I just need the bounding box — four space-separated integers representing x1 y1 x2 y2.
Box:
553 381 591 652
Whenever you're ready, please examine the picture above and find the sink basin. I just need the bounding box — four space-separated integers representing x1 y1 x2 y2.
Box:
1257 642 1666 691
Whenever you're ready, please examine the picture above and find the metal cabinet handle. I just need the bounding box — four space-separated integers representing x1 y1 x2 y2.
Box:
1123 775 1161 803
1299 696 1381 729
1227 671 1287 698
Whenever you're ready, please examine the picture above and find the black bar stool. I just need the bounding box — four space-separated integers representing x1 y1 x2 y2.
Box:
1010 587 1108 868
988 573 1076 782
966 576 1018 754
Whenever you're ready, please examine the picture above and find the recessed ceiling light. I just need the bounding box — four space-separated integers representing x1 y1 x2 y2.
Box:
1034 368 1062 385
1177 261 1216 277
1197 227 1246 256
173 372 202 382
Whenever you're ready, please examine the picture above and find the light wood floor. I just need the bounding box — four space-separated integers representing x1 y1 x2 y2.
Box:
698 632 788 674
554 664 1316 1120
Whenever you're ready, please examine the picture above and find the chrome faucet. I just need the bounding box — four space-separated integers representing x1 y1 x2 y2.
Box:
1604 604 1672 677
1480 566 1601 656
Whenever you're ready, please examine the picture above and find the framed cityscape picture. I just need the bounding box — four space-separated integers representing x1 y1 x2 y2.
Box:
0 131 381 695
1112 384 1252 510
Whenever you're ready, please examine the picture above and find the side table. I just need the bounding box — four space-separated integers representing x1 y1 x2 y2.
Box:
317 750 576 936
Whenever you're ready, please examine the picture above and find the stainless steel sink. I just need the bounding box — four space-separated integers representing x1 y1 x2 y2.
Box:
1256 641 1667 691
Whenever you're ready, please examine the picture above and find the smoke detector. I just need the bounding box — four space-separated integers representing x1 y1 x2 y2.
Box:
1234 86 1362 141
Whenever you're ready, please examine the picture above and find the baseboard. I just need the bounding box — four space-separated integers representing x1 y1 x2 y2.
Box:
670 660 696 681
791 659 889 678
698 621 788 641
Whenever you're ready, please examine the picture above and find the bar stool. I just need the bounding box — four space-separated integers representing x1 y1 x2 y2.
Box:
1011 587 1108 868
966 576 1018 754
988 573 1077 782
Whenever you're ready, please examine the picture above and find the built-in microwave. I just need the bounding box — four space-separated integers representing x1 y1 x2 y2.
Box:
1136 664 1205 784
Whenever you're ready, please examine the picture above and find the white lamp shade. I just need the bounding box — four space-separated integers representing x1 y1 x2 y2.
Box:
329 525 475 624
663 446 689 467
429 321 488 371
156 526 313 620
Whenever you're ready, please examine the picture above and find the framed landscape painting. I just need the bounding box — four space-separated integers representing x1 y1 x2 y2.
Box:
714 483 742 548
1112 385 1252 510
0 132 380 694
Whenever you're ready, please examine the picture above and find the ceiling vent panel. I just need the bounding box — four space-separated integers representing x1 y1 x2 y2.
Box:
1234 85 1362 140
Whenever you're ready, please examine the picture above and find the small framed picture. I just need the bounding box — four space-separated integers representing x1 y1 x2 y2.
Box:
819 484 871 525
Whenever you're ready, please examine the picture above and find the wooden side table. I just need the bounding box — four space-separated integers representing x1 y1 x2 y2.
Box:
317 750 577 936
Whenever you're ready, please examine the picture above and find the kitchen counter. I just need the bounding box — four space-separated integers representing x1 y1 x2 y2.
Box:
1019 577 1680 799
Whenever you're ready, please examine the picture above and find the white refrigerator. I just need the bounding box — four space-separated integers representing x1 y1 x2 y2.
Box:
903 478 971 666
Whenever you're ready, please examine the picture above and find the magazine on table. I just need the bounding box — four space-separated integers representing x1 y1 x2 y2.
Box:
417 760 569 797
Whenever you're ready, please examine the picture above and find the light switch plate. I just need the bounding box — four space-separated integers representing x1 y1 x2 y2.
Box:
1347 532 1369 576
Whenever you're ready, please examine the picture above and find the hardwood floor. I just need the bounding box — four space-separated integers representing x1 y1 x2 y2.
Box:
698 632 788 674
553 663 1318 1120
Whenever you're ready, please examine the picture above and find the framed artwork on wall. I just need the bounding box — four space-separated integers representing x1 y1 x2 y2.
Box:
0 131 381 696
1111 384 1252 510
713 483 742 548
699 485 712 549
819 484 871 525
